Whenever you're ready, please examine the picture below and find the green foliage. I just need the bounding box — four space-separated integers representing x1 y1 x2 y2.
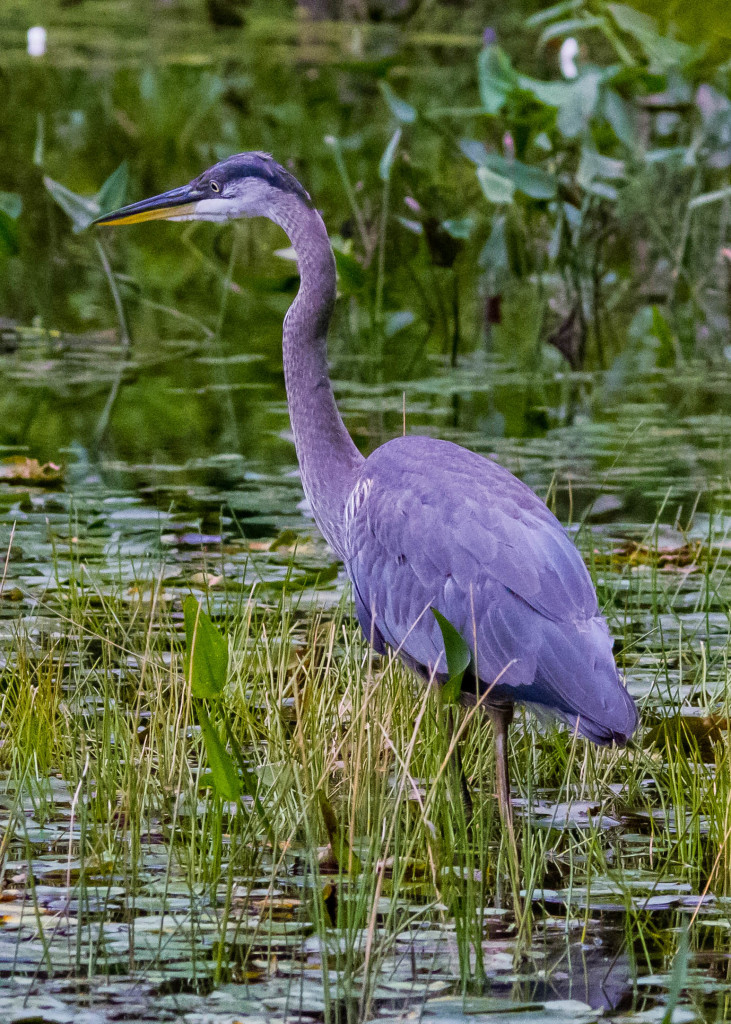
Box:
0 190 23 255
184 594 229 700
44 163 128 233
196 702 243 801
432 608 471 704
184 596 240 801
462 0 731 368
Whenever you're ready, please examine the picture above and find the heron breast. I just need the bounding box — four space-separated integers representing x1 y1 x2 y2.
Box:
344 476 373 530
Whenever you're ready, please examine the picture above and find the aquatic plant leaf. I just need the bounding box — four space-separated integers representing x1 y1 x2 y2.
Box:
184 595 228 699
379 82 416 124
196 704 242 801
0 192 22 220
384 310 415 336
537 15 604 48
98 162 129 215
526 0 583 28
476 166 514 204
477 44 517 115
461 142 557 200
379 128 402 182
603 88 637 148
442 216 475 240
557 71 603 137
0 213 19 254
607 3 702 69
432 608 471 703
661 927 690 1024
43 175 99 233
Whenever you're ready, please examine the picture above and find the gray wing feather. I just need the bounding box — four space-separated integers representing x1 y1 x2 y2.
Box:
344 435 637 744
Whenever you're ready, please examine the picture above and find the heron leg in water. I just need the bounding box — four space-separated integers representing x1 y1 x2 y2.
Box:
488 705 514 831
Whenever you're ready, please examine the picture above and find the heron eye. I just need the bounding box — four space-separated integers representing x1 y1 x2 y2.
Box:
210 181 221 193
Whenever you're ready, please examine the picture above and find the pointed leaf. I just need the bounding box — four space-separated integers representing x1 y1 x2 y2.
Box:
478 44 517 115
432 609 471 704
43 176 99 233
196 705 242 801
476 166 515 205
526 0 582 28
379 82 416 124
98 162 129 215
0 192 23 220
538 15 604 47
184 595 229 699
0 214 19 255
379 127 402 182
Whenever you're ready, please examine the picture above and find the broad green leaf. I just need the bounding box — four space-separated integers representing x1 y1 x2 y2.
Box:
486 154 556 200
602 89 637 148
479 214 509 275
98 162 129 215
518 75 573 107
196 704 242 801
507 161 556 200
459 138 490 166
607 3 701 70
526 0 581 28
442 216 474 240
378 82 416 124
518 70 604 138
384 310 416 337
43 176 99 232
556 71 602 138
577 148 626 195
432 609 471 704
476 166 514 205
184 595 229 699
461 142 556 200
538 15 604 48
606 2 656 41
0 192 22 220
477 45 517 115
0 214 19 255
379 127 402 182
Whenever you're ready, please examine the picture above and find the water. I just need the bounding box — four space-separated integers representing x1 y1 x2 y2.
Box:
1 3 731 1023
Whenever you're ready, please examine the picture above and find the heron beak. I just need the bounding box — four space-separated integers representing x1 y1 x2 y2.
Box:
93 184 199 227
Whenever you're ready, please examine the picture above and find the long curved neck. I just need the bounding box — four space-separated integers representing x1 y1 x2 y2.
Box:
269 194 364 557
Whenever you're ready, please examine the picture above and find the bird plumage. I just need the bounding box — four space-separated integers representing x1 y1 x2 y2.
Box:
344 435 637 745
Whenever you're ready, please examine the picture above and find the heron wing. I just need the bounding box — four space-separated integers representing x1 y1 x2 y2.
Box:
344 435 636 742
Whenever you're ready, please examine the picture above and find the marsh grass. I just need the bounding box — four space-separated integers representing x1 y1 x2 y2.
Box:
0 513 729 1020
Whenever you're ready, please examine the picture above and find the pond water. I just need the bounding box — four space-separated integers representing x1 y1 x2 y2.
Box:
1 3 730 1024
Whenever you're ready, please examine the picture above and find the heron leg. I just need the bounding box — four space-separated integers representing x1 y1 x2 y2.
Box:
489 704 521 914
488 704 514 832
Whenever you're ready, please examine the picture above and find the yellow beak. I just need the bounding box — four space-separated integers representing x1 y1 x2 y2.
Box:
94 184 199 227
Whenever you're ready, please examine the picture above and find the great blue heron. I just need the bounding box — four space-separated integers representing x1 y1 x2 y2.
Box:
95 152 639 825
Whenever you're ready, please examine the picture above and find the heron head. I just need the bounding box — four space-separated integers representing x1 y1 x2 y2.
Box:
94 152 312 228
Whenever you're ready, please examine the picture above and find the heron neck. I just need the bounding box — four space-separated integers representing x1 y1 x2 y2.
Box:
272 196 364 557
